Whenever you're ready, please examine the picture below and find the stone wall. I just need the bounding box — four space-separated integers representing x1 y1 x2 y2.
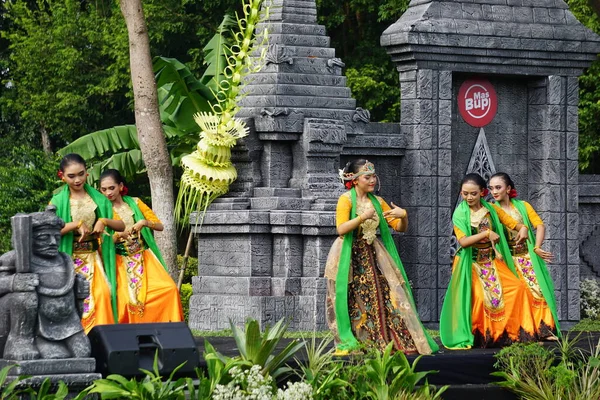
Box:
580 175 600 281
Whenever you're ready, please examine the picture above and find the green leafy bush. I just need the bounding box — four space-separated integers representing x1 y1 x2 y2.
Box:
177 254 198 285
0 146 59 253
492 333 600 400
180 283 193 323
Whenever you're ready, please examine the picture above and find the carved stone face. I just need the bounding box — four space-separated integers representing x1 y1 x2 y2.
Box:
32 226 61 258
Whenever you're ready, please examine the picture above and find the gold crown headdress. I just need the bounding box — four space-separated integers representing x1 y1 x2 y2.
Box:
338 160 376 183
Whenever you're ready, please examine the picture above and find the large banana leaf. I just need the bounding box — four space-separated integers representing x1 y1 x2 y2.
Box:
87 149 145 184
154 57 214 133
201 14 234 94
58 125 139 159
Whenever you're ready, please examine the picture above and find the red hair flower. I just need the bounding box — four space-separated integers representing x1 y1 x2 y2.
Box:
57 170 64 179
344 181 352 190
508 188 517 198
482 188 489 197
120 185 129 196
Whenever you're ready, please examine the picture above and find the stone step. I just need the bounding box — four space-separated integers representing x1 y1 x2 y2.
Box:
239 106 357 123
246 72 348 87
253 187 302 197
271 0 318 9
238 94 356 109
241 83 351 97
254 45 335 58
250 196 313 210
268 12 317 24
271 3 317 14
267 33 330 48
257 22 326 36
260 58 345 76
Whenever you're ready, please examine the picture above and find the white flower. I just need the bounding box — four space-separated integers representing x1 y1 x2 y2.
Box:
276 381 313 400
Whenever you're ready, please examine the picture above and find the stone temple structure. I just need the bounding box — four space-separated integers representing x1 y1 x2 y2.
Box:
189 0 600 330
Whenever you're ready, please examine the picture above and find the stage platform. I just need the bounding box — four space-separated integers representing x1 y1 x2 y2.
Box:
194 332 600 400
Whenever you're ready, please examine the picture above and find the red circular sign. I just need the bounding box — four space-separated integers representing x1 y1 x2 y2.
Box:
458 79 497 127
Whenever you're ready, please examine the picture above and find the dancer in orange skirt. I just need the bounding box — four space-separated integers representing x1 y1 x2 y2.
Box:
99 169 183 324
440 173 538 349
51 153 125 333
489 172 560 339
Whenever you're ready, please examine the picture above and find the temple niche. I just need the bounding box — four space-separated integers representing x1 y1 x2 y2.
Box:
188 0 600 330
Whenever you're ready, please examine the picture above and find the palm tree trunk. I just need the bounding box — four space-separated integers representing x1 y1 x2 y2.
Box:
40 126 51 154
119 0 178 278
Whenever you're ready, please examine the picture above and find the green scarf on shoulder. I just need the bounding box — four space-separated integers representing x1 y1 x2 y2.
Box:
122 196 167 270
439 199 514 349
511 199 561 337
335 188 438 352
50 184 118 322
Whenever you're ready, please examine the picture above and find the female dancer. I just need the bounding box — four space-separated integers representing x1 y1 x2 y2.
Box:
51 153 125 333
325 159 438 355
489 172 559 339
99 169 183 324
440 173 539 349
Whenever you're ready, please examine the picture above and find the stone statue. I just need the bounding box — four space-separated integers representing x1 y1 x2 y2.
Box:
0 205 91 360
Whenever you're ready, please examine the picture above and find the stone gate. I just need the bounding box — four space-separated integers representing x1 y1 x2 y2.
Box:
189 0 600 330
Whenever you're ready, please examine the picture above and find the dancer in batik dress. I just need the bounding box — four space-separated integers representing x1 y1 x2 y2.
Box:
325 159 438 355
440 173 539 349
51 153 125 333
99 169 183 324
489 172 559 339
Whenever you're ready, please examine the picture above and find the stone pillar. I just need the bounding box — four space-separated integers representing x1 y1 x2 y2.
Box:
398 69 452 322
381 0 600 325
527 76 581 322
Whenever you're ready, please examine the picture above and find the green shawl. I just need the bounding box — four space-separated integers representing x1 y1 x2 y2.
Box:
51 184 118 322
335 188 439 352
439 199 515 349
122 195 167 270
511 199 561 336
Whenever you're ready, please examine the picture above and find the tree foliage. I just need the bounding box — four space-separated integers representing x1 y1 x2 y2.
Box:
0 0 242 152
316 0 410 122
0 143 59 253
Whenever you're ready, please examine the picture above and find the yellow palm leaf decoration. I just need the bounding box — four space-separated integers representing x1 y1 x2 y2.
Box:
176 0 268 225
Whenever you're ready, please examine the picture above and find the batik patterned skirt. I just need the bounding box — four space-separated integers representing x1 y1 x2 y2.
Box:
72 240 115 333
469 244 538 347
325 237 433 355
115 238 183 324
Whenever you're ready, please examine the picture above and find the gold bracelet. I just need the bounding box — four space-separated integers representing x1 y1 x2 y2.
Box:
148 220 155 229
401 210 407 219
533 246 541 251
358 215 364 223
98 218 108 227
76 220 83 229
486 230 491 238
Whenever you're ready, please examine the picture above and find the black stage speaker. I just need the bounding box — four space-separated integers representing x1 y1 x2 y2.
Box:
88 322 200 377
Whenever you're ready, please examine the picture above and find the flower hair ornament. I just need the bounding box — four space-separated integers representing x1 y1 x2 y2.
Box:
508 188 517 198
120 185 129 196
57 170 64 180
338 160 379 191
482 188 489 197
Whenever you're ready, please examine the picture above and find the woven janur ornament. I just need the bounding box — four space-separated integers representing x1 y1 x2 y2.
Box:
177 112 249 222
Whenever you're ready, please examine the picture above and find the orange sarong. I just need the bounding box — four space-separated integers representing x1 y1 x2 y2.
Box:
116 248 183 324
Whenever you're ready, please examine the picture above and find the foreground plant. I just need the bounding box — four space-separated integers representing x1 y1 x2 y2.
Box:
82 352 188 399
492 333 600 400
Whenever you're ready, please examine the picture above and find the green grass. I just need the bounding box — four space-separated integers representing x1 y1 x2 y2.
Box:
570 318 600 332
